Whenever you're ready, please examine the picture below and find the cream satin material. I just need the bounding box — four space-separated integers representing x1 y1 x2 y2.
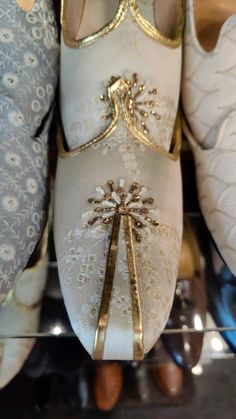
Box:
0 241 48 389
56 0 183 360
182 0 236 274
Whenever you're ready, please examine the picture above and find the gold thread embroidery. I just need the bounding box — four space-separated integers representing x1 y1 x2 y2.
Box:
61 0 183 49
87 179 159 242
89 180 159 359
58 76 182 160
61 0 128 48
57 96 120 155
101 73 161 139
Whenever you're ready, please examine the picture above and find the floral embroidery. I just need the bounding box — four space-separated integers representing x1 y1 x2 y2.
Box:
0 243 16 262
77 254 97 289
0 28 14 43
80 292 101 327
0 0 58 296
2 195 19 213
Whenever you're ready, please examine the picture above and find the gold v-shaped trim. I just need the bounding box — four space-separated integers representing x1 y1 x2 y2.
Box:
61 0 184 49
58 76 182 161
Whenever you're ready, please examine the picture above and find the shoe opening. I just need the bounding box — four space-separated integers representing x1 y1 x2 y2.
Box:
194 0 236 52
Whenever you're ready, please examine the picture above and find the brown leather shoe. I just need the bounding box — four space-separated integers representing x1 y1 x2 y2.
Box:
152 360 184 397
94 362 122 411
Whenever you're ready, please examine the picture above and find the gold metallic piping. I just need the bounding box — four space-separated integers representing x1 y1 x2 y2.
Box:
122 94 182 160
61 0 184 49
130 0 184 48
87 180 158 360
61 0 128 48
124 216 144 360
58 90 120 155
16 0 35 12
58 77 182 161
93 214 121 360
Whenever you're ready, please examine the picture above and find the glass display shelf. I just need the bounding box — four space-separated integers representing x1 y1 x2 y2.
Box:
0 323 235 419
1 209 235 340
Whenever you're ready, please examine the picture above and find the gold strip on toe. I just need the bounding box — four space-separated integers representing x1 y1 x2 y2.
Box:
88 180 159 360
93 214 121 360
124 216 144 360
61 0 184 49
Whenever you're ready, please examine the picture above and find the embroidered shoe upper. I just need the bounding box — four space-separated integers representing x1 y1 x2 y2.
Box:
0 0 59 297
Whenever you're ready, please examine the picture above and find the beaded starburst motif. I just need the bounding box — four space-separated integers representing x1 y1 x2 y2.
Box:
87 180 159 242
100 73 161 138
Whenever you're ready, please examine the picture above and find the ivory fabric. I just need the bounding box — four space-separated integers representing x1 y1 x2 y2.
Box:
182 0 236 274
0 0 58 299
55 0 183 359
0 234 48 389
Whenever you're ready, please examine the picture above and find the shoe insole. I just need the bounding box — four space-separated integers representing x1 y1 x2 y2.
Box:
16 0 35 12
64 0 179 42
195 0 236 51
63 0 119 41
152 0 179 40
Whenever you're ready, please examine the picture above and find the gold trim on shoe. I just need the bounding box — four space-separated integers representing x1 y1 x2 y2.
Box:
130 0 184 49
89 180 159 360
61 0 184 49
58 74 182 160
124 216 143 360
93 214 121 360
93 215 144 360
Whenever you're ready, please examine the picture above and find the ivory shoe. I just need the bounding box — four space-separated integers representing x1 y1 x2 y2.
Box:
55 0 184 360
0 0 58 300
0 224 48 389
182 0 236 275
